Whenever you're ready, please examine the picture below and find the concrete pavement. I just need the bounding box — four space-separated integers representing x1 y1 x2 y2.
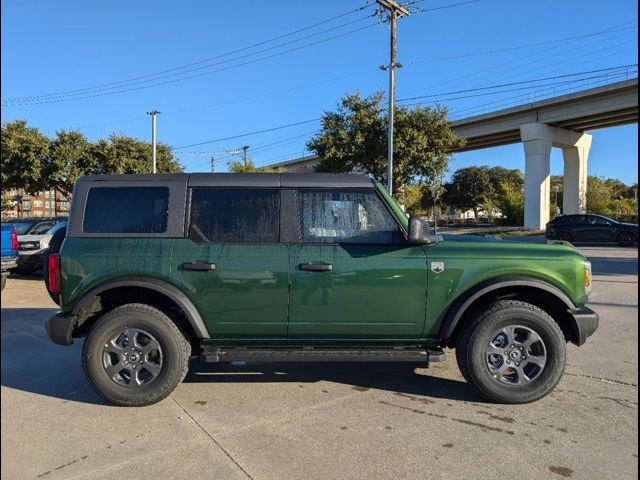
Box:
1 246 637 480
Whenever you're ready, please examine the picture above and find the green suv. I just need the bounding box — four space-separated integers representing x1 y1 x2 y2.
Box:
44 173 599 406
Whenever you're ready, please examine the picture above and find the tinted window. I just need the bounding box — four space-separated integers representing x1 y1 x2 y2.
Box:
297 189 402 244
189 188 280 243
28 221 56 235
569 215 587 224
589 216 611 226
83 187 169 233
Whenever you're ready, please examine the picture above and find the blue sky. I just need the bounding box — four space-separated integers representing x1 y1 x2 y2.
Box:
1 0 638 184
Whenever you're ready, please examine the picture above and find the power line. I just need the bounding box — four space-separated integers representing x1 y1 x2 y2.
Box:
2 2 375 104
397 64 638 102
2 0 482 106
172 118 321 150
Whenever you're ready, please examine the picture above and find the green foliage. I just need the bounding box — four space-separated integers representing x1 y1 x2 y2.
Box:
308 91 464 192
443 166 495 218
1 120 183 198
397 183 426 215
586 175 637 218
228 158 285 173
1 120 50 195
496 182 525 225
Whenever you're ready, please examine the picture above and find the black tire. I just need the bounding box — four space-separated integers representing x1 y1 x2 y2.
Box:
43 226 67 304
1 274 6 291
617 231 636 247
82 303 191 407
558 231 573 242
455 300 566 404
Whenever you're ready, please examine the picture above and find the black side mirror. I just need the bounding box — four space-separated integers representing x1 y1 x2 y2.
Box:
408 216 432 243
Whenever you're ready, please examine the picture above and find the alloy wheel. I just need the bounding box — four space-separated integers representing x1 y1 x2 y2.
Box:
484 325 547 385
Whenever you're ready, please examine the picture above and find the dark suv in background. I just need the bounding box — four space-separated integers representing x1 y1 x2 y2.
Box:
546 214 638 246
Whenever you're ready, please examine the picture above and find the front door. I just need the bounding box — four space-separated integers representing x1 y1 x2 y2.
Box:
286 188 428 344
172 187 289 341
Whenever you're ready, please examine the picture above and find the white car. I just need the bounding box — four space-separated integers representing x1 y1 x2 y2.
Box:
16 220 67 274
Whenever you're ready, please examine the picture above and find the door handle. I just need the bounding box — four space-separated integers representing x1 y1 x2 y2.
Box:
180 262 216 271
299 263 333 272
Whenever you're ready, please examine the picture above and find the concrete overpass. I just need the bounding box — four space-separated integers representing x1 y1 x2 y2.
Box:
271 79 639 229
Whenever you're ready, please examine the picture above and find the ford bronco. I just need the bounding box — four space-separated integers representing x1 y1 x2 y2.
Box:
44 173 599 406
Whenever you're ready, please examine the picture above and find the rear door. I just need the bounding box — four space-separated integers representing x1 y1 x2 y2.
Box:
286 188 428 344
171 186 289 341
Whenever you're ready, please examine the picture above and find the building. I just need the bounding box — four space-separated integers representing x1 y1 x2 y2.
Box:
2 188 71 219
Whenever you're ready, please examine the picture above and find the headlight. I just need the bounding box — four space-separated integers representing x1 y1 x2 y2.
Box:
584 260 592 296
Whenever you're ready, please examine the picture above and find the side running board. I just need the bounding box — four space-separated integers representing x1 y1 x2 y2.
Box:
199 348 446 364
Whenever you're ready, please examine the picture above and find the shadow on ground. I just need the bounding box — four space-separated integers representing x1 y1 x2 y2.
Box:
1 307 481 406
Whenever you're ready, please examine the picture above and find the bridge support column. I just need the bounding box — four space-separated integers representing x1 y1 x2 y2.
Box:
520 123 592 230
521 127 552 230
562 134 592 215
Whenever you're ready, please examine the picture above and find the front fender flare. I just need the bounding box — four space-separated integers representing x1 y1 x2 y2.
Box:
70 276 210 339
438 275 576 341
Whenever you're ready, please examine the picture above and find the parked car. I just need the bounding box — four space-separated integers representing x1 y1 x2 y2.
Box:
545 214 638 246
17 220 68 275
11 217 64 236
45 173 598 406
1 223 19 290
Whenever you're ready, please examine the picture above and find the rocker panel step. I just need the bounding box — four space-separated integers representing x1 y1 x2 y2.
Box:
200 348 446 363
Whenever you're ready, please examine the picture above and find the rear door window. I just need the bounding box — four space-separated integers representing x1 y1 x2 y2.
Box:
83 187 169 233
189 188 280 243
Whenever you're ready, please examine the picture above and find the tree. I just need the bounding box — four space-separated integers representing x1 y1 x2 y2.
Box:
308 91 464 192
1 120 50 194
443 166 494 219
228 157 285 173
488 167 524 224
1 121 183 199
46 130 96 198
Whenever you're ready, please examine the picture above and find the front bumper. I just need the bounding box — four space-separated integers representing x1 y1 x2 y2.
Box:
567 306 599 346
1 256 18 272
44 313 76 346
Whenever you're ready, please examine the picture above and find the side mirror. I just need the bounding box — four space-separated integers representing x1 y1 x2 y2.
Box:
408 216 432 243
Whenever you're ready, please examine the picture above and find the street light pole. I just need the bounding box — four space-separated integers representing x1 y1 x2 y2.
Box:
377 0 409 195
146 110 161 173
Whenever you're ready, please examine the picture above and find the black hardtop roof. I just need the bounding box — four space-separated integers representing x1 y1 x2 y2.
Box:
76 173 375 188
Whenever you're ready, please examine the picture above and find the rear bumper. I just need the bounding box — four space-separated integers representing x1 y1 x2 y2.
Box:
44 313 76 346
18 252 45 267
1 256 18 272
568 306 599 346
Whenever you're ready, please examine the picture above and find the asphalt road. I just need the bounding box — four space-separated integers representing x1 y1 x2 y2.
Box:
1 245 637 480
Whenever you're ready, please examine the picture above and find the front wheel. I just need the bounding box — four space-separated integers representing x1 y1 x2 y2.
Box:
617 231 636 247
82 303 191 406
455 300 566 404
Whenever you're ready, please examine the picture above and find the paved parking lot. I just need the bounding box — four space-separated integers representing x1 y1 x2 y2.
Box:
1 245 637 480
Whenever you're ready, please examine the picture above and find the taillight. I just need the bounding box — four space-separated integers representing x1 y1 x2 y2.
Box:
48 253 61 294
10 229 18 251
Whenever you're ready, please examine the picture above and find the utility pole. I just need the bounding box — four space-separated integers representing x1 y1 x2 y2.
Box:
241 145 249 169
146 110 161 173
377 0 409 195
210 156 216 173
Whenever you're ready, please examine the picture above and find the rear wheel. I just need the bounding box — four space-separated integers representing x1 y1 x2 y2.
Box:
617 231 636 247
455 300 566 404
82 303 191 406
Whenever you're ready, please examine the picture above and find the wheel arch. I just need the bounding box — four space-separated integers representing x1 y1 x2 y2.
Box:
438 276 578 346
70 276 209 340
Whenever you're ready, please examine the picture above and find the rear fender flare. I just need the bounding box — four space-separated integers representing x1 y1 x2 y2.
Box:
70 276 210 339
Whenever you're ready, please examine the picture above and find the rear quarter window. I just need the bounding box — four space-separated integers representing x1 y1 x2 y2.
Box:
83 187 169 234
